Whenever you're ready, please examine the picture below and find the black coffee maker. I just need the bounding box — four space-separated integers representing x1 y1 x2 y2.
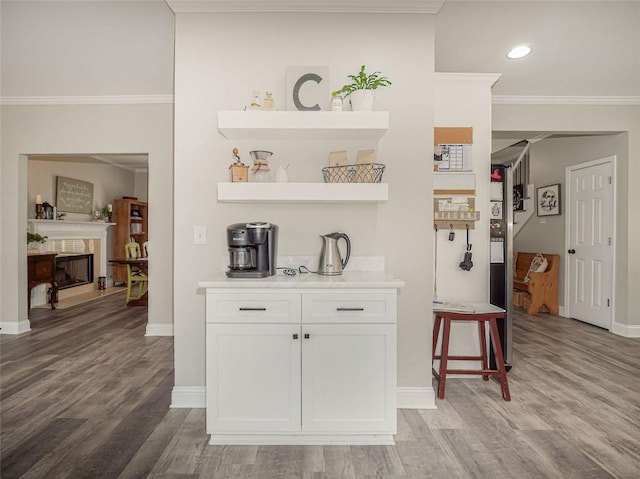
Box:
226 222 278 278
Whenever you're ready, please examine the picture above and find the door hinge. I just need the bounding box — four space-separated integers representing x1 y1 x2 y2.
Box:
609 237 612 246
608 176 612 184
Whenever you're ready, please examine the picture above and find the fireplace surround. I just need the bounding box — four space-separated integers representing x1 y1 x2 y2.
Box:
27 220 114 305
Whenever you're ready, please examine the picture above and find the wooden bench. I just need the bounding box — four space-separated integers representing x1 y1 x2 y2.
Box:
513 252 559 315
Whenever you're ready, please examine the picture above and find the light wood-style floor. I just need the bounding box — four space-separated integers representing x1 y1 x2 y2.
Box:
2 294 639 478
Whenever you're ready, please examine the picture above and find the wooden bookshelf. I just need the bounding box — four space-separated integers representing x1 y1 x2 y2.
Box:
112 198 148 283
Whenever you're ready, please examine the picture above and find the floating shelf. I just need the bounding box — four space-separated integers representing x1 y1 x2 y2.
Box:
217 182 388 204
217 110 389 140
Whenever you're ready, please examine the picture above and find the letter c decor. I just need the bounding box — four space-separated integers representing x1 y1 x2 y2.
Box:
292 73 323 111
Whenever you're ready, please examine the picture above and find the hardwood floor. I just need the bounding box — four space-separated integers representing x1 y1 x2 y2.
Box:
2 297 639 478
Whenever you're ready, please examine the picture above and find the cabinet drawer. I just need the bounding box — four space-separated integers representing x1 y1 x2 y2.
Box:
206 292 301 323
302 292 396 324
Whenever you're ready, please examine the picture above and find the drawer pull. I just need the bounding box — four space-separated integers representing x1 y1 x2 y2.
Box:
293 334 299 340
304 333 310 339
239 307 266 311
336 307 365 311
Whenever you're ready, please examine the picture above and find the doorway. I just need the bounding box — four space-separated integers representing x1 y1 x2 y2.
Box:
565 156 615 329
27 154 148 309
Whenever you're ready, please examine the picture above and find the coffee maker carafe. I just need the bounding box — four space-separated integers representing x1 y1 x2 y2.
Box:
227 222 278 278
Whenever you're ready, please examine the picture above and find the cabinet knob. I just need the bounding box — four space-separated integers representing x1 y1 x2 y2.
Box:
304 333 310 339
293 333 298 340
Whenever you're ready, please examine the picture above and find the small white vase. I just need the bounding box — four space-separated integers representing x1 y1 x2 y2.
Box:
349 89 375 111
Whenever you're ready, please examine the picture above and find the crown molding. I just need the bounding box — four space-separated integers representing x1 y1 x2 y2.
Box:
166 0 444 14
493 95 640 106
0 95 174 106
436 72 502 87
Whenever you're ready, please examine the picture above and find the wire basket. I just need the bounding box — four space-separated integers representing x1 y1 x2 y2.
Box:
322 163 385 183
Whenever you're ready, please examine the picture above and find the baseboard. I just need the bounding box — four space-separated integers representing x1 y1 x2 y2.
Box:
558 305 566 317
171 386 206 408
0 320 32 335
146 323 174 337
611 322 640 338
171 386 436 410
397 387 436 409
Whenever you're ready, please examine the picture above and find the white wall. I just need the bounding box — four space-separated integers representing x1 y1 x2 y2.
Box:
434 73 498 361
0 104 174 334
494 104 639 329
134 171 149 203
0 0 174 335
173 12 435 398
0 0 174 96
514 134 627 308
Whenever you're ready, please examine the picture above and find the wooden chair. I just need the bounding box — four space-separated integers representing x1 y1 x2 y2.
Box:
513 252 559 315
125 241 148 304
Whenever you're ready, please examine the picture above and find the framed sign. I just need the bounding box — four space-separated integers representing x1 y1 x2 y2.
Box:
56 176 94 214
537 183 561 216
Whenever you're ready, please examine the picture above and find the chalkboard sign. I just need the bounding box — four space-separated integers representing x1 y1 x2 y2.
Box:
56 176 94 214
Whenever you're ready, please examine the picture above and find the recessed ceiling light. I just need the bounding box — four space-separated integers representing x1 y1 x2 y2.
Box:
507 45 532 59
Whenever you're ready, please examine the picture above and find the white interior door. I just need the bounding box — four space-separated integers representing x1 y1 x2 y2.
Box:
566 158 614 329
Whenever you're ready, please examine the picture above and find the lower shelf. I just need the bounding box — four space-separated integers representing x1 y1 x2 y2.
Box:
217 182 389 204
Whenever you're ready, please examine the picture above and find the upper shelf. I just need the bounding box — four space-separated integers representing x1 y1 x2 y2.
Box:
217 110 389 140
218 182 388 204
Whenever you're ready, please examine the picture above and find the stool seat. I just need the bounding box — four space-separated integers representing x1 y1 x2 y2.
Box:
432 304 511 401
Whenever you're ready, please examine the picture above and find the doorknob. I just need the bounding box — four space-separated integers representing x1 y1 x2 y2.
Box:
568 249 576 254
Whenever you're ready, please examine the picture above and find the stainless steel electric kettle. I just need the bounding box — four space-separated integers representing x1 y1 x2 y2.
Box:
318 232 351 275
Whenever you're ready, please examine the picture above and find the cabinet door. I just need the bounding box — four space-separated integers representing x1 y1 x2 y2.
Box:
207 323 301 433
301 323 396 433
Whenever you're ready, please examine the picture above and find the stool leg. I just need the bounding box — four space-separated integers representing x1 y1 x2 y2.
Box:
488 318 511 401
437 318 451 399
432 315 442 363
478 319 489 381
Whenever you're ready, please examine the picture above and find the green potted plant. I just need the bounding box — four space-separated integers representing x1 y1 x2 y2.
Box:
27 232 47 252
332 65 392 111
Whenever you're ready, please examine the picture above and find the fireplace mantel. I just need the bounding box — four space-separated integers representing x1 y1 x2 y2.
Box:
28 220 115 277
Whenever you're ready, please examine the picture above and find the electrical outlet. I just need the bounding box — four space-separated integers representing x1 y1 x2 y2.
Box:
194 225 207 245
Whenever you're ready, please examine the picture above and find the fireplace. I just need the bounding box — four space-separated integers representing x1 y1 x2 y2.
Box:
56 254 94 290
27 220 114 307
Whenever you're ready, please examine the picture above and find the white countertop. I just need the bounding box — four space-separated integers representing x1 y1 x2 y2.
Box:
199 271 405 289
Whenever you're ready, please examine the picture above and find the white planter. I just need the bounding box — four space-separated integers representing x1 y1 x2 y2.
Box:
349 90 375 111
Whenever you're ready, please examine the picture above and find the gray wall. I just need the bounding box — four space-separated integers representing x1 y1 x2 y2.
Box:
515 134 627 307
494 103 638 332
28 159 136 220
